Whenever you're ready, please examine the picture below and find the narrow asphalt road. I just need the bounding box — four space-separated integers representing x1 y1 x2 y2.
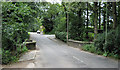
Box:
29 32 118 68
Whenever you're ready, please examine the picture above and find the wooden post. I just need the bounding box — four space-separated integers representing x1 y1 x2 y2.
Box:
67 3 69 45
67 12 68 44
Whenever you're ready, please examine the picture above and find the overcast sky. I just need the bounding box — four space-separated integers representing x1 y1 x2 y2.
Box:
47 0 62 3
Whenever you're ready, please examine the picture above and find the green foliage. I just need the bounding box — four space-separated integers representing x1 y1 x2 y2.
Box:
82 25 120 59
55 32 67 42
68 3 86 41
45 29 55 34
82 44 97 53
94 26 120 59
2 44 28 64
28 32 30 35
2 49 18 64
54 2 93 41
1 2 120 64
2 2 39 64
2 23 29 50
42 17 54 33
55 18 66 32
88 32 94 41
17 44 28 54
82 43 119 59
41 3 65 34
94 32 105 51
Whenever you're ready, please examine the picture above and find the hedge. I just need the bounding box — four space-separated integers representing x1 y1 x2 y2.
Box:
55 31 67 42
94 26 120 58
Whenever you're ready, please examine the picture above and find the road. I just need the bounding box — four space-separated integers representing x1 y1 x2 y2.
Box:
2 32 118 68
29 33 118 68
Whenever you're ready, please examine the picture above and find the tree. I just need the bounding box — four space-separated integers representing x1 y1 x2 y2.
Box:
98 2 101 29
62 2 67 32
117 2 120 25
93 2 98 40
68 2 85 41
42 17 54 33
86 2 89 38
2 2 41 64
112 2 117 29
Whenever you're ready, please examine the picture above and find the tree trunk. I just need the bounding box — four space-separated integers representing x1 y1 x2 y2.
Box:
94 2 98 41
99 2 101 29
78 2 82 22
103 12 106 31
86 2 89 38
118 2 120 25
103 3 106 31
107 11 109 29
112 2 117 29
78 8 82 36
107 3 110 29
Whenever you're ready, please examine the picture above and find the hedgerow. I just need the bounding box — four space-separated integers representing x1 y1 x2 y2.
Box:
2 2 40 64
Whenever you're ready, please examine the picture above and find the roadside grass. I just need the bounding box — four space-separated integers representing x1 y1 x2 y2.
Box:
81 44 120 60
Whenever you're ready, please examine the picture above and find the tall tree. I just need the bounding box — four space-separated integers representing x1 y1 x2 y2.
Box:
102 3 106 31
62 2 67 32
106 2 112 29
98 2 101 29
86 2 89 38
112 2 117 29
117 2 120 25
94 2 98 40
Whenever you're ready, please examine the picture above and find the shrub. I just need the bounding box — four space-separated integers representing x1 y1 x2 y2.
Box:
88 32 94 41
55 31 68 42
17 44 28 54
2 44 28 64
45 29 55 34
94 32 105 52
69 10 85 41
42 17 54 33
82 44 119 58
82 44 103 55
94 26 120 59
2 49 18 64
82 44 97 53
2 2 38 64
82 26 120 59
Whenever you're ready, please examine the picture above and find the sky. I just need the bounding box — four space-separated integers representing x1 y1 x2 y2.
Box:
46 0 62 4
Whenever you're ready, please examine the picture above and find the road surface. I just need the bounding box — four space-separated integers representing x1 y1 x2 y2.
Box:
30 33 118 68
2 32 118 68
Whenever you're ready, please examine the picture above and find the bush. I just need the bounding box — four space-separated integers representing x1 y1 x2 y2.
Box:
55 31 67 42
88 32 94 41
82 26 120 59
82 44 98 53
94 26 120 59
45 29 55 34
42 17 54 33
94 32 105 52
82 44 119 59
2 2 38 64
2 45 28 64
2 49 18 64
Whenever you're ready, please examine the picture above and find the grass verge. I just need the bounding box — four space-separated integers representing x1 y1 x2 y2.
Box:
81 44 120 60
